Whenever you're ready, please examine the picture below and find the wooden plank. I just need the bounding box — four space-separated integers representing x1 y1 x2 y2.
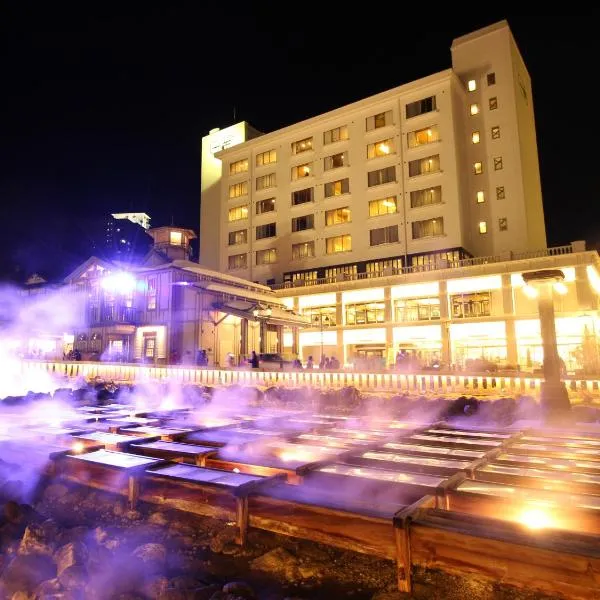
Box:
248 494 396 559
409 523 600 599
235 496 249 546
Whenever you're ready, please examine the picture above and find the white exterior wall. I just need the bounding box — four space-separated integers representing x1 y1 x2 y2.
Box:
202 20 547 285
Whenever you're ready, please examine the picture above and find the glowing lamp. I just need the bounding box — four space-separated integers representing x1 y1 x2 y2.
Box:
233 468 240 473
522 284 539 299
101 272 136 294
72 441 85 454
517 507 552 530
553 282 568 295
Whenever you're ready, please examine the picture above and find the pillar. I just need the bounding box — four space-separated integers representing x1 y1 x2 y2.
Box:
276 325 283 353
336 292 344 364
259 321 267 353
439 281 451 366
292 327 299 356
240 318 248 357
384 287 393 365
502 274 518 366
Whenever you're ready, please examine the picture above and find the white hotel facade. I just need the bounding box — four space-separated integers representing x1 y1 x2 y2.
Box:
199 21 600 373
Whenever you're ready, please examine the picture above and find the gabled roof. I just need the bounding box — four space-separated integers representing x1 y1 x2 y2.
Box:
63 256 115 283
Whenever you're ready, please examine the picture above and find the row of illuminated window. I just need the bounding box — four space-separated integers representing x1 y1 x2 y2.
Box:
238 189 444 221
467 72 496 92
300 291 493 326
228 218 445 270
229 95 438 175
230 126 441 184
477 218 509 234
229 158 442 200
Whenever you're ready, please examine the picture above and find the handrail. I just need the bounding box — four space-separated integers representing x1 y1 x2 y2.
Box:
271 245 575 290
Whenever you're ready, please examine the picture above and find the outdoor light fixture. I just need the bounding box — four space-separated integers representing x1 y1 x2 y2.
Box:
101 272 136 293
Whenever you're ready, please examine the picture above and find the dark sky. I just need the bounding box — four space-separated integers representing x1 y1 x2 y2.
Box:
0 8 596 280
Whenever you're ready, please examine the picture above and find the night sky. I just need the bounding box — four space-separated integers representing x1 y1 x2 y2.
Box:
0 8 596 281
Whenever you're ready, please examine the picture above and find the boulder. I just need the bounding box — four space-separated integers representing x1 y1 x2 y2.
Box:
43 483 69 503
250 547 299 580
222 581 255 599
54 541 89 577
131 542 167 575
18 520 58 556
1 553 56 593
58 565 88 591
139 575 169 599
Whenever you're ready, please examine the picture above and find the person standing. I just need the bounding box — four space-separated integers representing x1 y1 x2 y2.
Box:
250 350 260 369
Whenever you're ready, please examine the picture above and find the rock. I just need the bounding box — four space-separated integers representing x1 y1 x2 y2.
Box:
18 520 58 556
113 501 127 517
250 547 299 580
157 590 188 600
1 553 56 593
33 578 62 597
4 500 22 523
222 581 255 599
125 509 142 521
208 527 236 553
131 542 167 575
139 575 168 599
168 576 204 591
54 542 89 577
57 526 89 546
190 585 221 600
43 483 69 503
58 565 88 590
148 511 169 526
11 591 31 600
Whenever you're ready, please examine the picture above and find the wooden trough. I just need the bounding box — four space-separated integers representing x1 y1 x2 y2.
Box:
58 448 166 508
393 497 600 598
129 440 217 466
141 463 281 545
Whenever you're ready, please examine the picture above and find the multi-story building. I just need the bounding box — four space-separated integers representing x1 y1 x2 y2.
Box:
200 20 545 287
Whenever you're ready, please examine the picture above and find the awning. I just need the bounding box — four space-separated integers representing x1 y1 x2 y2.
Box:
212 300 310 328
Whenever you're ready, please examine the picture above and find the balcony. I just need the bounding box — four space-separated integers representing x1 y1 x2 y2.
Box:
88 306 139 325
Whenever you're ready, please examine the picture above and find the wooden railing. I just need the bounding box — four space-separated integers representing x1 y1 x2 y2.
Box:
21 359 600 398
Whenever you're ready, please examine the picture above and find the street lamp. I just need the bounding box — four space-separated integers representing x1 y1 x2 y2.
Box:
521 269 571 423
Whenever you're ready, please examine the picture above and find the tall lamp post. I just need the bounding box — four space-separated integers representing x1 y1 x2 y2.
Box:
522 269 571 423
319 313 331 364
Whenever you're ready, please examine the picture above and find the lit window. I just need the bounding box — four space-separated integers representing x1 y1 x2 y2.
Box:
491 126 500 139
324 178 350 197
496 186 505 200
476 191 485 203
493 156 503 171
468 79 477 92
499 217 508 231
256 149 277 166
489 97 498 110
479 221 487 234
228 205 248 222
408 156 439 177
487 72 496 86
407 126 440 148
473 162 483 174
470 104 479 115
229 181 248 198
169 231 182 245
326 234 352 254
369 196 398 216
472 131 480 144
228 229 248 245
291 137 313 155
291 163 312 180
325 207 351 226
229 158 248 175
367 138 395 158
